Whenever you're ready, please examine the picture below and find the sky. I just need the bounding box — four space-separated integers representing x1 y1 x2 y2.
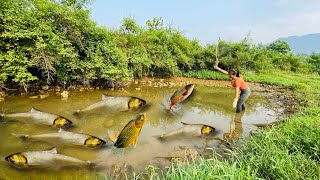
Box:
89 0 320 45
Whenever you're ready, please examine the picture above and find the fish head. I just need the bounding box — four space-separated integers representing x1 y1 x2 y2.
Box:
134 113 147 128
128 97 146 110
5 153 27 167
84 137 106 148
185 84 195 91
201 125 215 136
53 116 73 128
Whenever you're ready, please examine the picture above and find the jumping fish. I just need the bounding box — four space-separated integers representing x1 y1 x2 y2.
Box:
75 94 146 114
0 108 72 128
158 122 215 140
109 113 147 148
168 84 194 112
5 148 91 169
12 129 106 148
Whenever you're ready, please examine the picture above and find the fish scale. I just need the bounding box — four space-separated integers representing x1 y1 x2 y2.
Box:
114 113 146 148
116 121 136 146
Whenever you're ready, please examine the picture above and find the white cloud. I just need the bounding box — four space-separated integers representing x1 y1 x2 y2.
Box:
212 9 320 44
253 10 320 43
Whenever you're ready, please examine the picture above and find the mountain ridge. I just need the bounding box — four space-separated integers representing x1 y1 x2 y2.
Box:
275 33 320 54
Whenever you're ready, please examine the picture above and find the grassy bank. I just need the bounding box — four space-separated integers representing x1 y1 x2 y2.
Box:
141 70 320 179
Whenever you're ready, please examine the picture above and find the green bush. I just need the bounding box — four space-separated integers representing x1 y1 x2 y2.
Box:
0 0 318 89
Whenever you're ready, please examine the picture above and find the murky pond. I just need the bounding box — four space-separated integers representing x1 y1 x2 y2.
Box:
0 79 277 179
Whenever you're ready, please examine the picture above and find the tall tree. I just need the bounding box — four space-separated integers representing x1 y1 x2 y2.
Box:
267 40 291 54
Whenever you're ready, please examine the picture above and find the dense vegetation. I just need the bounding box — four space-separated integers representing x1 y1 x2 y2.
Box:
1 0 319 91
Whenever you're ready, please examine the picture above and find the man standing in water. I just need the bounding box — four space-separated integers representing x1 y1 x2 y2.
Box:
214 65 251 113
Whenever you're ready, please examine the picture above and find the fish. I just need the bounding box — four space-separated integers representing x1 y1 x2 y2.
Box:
0 108 72 128
111 113 147 148
155 148 199 162
168 84 195 112
75 94 146 114
5 147 91 169
252 120 285 128
158 122 215 140
12 129 106 148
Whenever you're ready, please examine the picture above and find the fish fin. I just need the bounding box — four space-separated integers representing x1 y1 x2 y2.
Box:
72 144 85 147
87 160 96 169
108 131 120 143
155 135 166 141
132 138 138 148
58 128 66 133
72 110 81 116
30 107 40 113
45 147 58 154
11 133 29 140
102 94 109 100
180 122 190 126
153 134 162 138
27 163 42 167
192 133 202 137
119 109 131 112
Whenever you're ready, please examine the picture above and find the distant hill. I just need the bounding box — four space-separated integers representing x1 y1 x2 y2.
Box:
276 33 320 55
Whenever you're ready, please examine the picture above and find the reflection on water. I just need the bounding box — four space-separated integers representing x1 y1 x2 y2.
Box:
0 82 277 178
223 112 245 140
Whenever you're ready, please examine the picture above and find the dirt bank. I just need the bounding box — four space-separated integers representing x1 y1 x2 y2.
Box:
1 77 299 117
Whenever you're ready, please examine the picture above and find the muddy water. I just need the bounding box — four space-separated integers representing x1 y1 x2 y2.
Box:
0 80 277 179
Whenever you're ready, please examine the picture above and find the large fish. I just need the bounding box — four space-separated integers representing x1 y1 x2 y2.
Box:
12 129 106 148
0 108 72 128
5 148 91 169
109 113 147 148
158 122 215 140
75 94 146 114
168 84 195 112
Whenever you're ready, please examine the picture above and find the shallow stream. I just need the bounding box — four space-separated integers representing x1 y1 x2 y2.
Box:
0 79 277 179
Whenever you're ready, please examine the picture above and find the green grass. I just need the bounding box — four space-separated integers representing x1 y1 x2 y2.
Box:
140 70 320 179
183 70 229 80
138 159 257 180
235 108 320 179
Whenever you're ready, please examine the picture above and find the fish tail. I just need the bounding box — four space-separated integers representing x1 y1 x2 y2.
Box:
158 135 166 141
167 104 173 112
11 133 29 140
72 110 81 116
0 113 4 120
87 160 96 169
107 130 119 143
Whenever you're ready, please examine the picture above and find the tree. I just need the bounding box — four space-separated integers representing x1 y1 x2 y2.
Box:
120 17 141 34
308 52 320 74
267 40 291 54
